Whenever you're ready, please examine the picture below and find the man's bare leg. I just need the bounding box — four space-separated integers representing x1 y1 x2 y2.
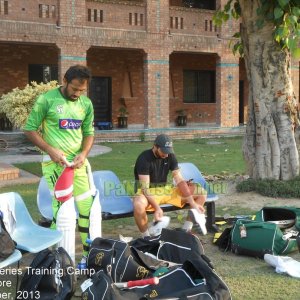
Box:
133 195 149 235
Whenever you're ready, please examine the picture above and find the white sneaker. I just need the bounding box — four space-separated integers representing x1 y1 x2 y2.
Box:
188 209 207 235
148 216 170 236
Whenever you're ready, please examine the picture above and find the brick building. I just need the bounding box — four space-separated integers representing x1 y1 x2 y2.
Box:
0 0 299 140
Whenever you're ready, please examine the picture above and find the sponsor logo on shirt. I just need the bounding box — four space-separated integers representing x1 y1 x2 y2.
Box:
59 119 82 129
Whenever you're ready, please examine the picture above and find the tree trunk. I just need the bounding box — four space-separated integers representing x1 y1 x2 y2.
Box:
239 0 299 180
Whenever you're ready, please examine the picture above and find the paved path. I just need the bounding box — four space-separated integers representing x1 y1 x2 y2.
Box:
0 145 111 188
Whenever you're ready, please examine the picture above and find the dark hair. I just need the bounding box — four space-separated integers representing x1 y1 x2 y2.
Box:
64 65 91 83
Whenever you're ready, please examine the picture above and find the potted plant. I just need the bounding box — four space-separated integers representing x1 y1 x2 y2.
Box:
118 106 128 128
176 109 187 126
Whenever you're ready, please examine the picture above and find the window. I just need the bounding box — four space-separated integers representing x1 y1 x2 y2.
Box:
39 4 56 18
28 64 58 84
87 9 104 23
183 70 215 103
170 17 183 29
129 12 144 26
0 0 8 15
183 0 216 10
39 4 49 18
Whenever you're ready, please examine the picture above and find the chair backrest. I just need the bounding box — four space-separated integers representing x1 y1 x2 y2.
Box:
178 162 217 199
0 192 35 232
178 162 207 188
37 177 53 220
93 170 133 215
3 192 62 253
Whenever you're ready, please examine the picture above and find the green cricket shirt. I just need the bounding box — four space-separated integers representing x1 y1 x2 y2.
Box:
24 87 94 161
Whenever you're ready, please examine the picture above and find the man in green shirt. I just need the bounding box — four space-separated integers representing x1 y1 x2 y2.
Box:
24 65 95 267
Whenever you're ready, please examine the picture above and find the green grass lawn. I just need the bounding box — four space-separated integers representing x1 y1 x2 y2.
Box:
3 136 300 299
13 136 246 180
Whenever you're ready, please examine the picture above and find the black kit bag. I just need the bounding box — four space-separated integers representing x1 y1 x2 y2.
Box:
17 247 76 300
130 228 205 264
81 270 138 300
0 212 15 260
81 258 232 300
87 237 161 282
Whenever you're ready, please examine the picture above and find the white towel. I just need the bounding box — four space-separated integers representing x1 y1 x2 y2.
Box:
264 254 300 279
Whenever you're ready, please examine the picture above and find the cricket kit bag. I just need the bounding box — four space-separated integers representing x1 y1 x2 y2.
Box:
87 236 168 282
130 228 205 263
231 206 300 258
17 247 76 300
82 258 232 300
83 229 231 299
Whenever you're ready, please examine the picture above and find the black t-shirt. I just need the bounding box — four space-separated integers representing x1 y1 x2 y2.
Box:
134 149 179 188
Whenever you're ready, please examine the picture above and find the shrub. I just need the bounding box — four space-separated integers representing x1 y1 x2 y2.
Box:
0 81 58 129
236 176 300 198
236 178 257 192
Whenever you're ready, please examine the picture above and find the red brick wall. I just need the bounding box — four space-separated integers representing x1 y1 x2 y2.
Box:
0 43 58 95
85 0 145 30
87 48 145 127
2 0 57 24
2 0 295 130
170 52 217 124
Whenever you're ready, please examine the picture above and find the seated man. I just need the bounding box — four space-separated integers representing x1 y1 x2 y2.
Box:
133 134 207 237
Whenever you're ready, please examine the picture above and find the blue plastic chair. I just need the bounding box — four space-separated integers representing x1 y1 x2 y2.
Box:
0 249 22 269
178 162 219 202
37 171 133 219
93 170 133 216
0 192 62 253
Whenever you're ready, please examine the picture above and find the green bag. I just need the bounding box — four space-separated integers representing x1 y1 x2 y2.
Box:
231 207 300 258
231 219 298 258
255 206 300 230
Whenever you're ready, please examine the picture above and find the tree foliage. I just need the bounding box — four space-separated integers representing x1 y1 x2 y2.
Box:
213 0 300 58
0 81 58 129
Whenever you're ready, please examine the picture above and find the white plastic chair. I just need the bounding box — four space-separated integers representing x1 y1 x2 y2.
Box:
0 249 22 269
0 192 62 253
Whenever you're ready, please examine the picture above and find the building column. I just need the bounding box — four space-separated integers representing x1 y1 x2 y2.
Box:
57 0 86 27
145 0 170 34
56 43 90 84
215 54 239 127
143 51 170 129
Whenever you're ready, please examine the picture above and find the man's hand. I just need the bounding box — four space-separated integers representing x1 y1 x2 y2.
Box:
72 153 86 169
153 207 164 222
47 147 68 166
190 201 205 214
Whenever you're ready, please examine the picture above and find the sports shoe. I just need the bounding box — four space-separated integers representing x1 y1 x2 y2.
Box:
148 216 170 236
181 220 193 232
188 209 207 235
77 256 87 270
